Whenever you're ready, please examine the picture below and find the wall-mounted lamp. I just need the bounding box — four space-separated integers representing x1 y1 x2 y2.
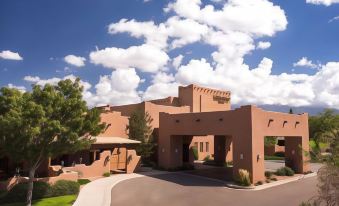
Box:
196 119 201 122
219 118 223 122
162 148 165 153
292 150 295 155
175 149 178 153
175 119 180 123
240 154 244 160
257 154 261 162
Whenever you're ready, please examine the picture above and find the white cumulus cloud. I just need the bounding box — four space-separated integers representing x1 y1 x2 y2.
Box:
89 44 169 73
0 50 23 61
293 57 319 69
257 41 271 50
306 0 339 6
64 55 86 67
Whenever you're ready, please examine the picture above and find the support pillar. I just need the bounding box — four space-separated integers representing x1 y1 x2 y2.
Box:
285 136 309 173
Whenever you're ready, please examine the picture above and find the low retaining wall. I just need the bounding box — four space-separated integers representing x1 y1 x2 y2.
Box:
63 150 111 178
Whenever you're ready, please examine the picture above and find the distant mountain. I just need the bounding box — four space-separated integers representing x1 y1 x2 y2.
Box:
233 104 339 116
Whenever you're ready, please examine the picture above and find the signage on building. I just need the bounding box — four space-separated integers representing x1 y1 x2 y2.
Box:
213 95 230 104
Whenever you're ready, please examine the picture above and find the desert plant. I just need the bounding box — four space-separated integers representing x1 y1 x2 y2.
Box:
275 166 295 176
192 147 199 160
271 177 278 181
237 169 251 186
203 155 211 161
265 179 271 183
255 181 263 186
265 171 273 179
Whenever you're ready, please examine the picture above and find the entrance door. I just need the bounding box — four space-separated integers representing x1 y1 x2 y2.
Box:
183 144 189 162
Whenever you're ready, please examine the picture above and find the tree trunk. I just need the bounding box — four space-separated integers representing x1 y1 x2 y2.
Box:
26 168 35 206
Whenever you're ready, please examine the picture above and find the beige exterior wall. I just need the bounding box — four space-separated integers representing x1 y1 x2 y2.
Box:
98 111 129 138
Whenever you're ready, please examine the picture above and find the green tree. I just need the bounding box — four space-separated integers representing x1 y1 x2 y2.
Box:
289 108 293 114
264 136 277 147
0 79 105 206
127 111 155 162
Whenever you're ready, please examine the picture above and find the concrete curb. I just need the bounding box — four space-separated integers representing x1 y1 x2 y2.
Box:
73 170 171 206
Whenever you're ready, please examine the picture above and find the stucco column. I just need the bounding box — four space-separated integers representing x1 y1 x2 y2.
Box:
285 136 310 173
158 134 172 169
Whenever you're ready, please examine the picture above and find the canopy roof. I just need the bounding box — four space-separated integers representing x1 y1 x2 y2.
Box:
92 136 140 145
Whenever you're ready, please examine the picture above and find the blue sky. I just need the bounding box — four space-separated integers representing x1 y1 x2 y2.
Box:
1 0 339 108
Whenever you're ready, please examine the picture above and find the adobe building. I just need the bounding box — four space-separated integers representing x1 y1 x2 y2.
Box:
106 84 310 183
0 84 310 186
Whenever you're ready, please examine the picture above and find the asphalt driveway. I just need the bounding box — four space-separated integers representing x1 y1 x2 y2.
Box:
111 172 318 206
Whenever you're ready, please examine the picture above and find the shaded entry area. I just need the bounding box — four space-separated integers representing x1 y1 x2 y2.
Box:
158 105 310 183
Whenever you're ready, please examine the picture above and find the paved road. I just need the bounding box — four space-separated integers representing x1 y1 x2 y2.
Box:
111 173 318 206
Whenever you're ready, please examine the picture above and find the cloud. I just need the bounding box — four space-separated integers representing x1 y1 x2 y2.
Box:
7 84 26 92
293 57 319 69
257 41 271 50
64 55 86 67
306 0 339 6
82 68 142 106
329 16 339 23
89 44 169 73
0 50 23 61
172 55 184 69
165 0 287 37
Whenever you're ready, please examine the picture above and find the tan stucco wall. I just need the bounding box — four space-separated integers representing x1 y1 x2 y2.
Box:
99 111 129 138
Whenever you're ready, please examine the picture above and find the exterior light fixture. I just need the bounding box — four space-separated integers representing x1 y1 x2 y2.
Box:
175 119 180 123
240 154 244 159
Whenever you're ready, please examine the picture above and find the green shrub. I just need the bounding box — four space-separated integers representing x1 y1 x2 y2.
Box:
274 152 285 157
103 172 111 177
51 180 80 196
192 147 199 160
284 167 295 176
265 179 271 183
0 181 52 204
265 171 273 178
275 166 295 176
255 181 263 186
203 155 211 161
271 177 278 181
77 179 91 185
237 169 251 186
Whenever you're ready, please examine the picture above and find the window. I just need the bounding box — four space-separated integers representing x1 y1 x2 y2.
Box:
200 142 203 152
206 142 209 152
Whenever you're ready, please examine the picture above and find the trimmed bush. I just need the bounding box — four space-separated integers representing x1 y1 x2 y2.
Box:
103 172 111 177
265 171 273 179
77 179 91 185
51 180 80 196
237 169 251 186
265 179 271 183
275 166 295 176
192 147 199 160
0 181 52 204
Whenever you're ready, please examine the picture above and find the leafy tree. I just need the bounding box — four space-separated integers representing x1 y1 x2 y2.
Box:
301 117 339 206
289 108 293 114
127 111 155 162
264 136 277 147
309 109 339 154
0 79 105 206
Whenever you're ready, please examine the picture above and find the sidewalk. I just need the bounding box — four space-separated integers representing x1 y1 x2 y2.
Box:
73 170 169 206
